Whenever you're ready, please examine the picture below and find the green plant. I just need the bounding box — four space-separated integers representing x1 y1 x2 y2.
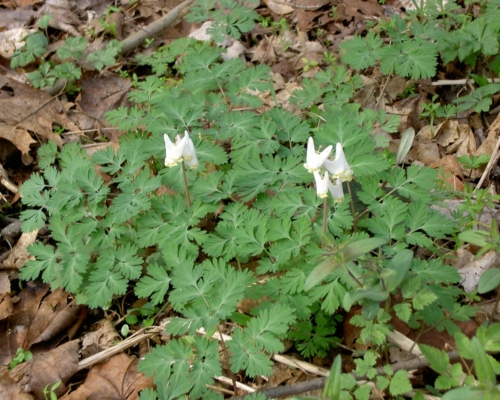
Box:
19 35 473 398
43 381 61 400
9 348 33 369
99 5 121 38
457 154 490 176
11 33 48 68
301 57 319 72
453 83 500 113
421 324 500 399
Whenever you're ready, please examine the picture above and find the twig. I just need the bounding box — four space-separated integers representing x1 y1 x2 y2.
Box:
229 351 461 400
272 0 328 10
474 115 500 193
431 78 500 86
119 0 197 55
272 354 329 377
77 325 162 370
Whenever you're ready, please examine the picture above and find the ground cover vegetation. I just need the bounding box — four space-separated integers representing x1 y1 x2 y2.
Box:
3 0 500 398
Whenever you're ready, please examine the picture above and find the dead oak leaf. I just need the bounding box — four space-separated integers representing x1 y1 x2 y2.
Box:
63 353 154 400
0 76 80 148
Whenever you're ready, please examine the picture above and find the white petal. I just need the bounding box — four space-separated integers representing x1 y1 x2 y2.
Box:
304 137 332 173
313 171 329 198
328 178 344 202
164 133 187 167
324 143 353 181
185 139 199 168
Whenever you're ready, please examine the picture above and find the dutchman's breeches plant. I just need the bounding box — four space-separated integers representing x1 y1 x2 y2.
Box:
17 31 478 399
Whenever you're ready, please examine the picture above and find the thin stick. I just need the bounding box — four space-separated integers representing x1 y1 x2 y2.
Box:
432 78 500 86
229 351 460 400
474 134 500 194
181 161 192 207
119 0 197 55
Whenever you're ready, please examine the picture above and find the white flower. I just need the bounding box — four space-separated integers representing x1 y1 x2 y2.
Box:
313 171 329 198
328 177 344 202
183 136 199 169
304 137 333 173
164 132 188 167
323 143 353 182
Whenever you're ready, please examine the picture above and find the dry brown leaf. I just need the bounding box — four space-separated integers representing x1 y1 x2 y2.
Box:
337 0 383 19
13 340 79 398
0 296 14 321
0 273 13 321
449 123 476 156
267 362 294 388
0 368 33 400
0 76 82 147
0 273 10 298
0 282 49 365
408 141 440 166
63 353 154 400
385 76 407 102
38 0 81 36
475 126 498 159
78 72 131 122
80 319 121 359
297 9 324 31
0 125 37 157
0 28 36 58
22 288 79 347
263 0 294 14
251 36 277 64
430 155 464 192
33 300 84 344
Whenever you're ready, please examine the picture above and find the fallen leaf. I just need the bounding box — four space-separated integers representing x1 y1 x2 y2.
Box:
0 76 81 147
251 36 277 64
62 353 154 400
77 71 131 123
13 340 79 399
0 28 36 58
0 368 33 400
0 282 49 365
23 289 72 346
430 155 464 192
80 319 121 359
263 0 294 14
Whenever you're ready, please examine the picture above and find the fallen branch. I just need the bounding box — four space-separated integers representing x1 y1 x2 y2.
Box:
119 0 197 55
229 351 461 400
431 78 500 86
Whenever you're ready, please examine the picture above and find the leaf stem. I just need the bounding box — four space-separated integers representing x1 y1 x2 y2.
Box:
323 197 328 234
345 263 363 288
347 182 357 232
181 161 191 208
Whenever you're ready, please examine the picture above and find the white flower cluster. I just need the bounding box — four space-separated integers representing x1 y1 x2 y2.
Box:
303 137 353 201
164 131 198 169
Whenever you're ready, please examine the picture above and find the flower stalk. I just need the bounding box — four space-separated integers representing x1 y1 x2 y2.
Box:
164 130 198 208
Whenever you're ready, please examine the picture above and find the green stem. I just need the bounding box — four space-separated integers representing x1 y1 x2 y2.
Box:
323 197 328 234
181 161 191 208
347 182 357 232
345 264 363 288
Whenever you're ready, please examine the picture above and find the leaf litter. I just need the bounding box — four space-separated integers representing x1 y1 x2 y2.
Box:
1 0 500 397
